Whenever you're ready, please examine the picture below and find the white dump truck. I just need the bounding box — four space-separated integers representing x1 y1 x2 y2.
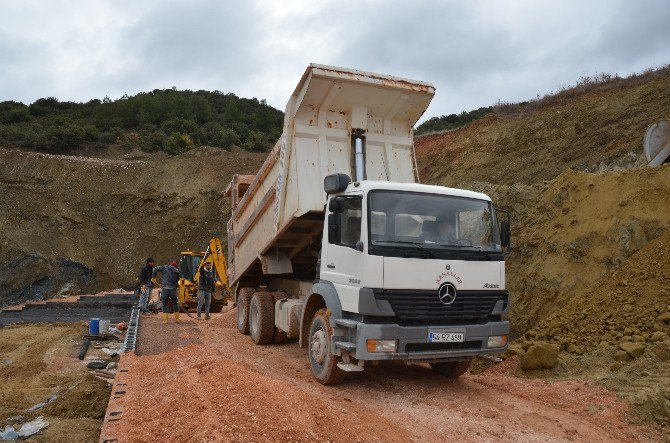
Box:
225 64 511 384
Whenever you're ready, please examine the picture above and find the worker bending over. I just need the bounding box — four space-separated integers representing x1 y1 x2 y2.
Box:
153 261 181 324
198 261 215 319
137 257 154 314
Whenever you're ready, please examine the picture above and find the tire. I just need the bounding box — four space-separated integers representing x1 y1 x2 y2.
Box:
249 292 275 345
430 358 472 378
236 288 255 335
308 308 346 385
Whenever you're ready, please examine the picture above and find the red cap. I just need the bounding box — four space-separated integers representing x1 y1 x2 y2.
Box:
170 261 178 267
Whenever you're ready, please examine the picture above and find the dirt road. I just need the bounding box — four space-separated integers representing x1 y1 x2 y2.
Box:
100 309 658 442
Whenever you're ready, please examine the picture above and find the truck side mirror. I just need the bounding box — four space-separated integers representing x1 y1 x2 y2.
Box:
328 213 341 244
324 173 351 194
500 220 511 248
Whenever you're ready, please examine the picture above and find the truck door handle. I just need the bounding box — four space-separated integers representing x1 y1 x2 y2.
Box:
327 264 335 269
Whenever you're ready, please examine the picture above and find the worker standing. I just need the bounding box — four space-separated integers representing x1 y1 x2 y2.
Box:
197 261 215 319
138 258 154 314
152 260 181 324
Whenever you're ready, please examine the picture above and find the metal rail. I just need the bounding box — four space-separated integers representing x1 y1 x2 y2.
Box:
122 306 140 353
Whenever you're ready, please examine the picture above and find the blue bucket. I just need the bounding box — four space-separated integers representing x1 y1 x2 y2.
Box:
89 318 100 336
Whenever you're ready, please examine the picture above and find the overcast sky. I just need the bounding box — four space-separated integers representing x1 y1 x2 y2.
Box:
1 0 669 122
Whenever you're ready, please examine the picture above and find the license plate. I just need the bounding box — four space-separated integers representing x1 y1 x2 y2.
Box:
428 332 465 343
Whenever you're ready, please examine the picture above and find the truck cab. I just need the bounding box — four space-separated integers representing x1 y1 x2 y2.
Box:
318 177 509 374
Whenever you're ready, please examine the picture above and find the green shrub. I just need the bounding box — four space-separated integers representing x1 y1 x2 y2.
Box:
47 122 85 152
242 130 269 152
145 131 166 152
83 125 100 142
165 133 195 155
199 122 239 150
1 106 32 124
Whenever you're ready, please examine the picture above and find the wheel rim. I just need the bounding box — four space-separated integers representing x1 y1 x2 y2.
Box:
237 302 245 325
250 301 259 336
310 327 327 366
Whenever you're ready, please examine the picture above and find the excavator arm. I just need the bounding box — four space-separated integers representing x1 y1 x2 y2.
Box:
193 237 231 297
177 237 231 312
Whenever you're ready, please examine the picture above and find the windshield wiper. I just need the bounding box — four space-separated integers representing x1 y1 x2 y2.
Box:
374 240 437 259
438 243 494 260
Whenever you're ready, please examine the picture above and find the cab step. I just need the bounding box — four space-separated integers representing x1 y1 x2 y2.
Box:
334 341 356 352
335 319 359 329
337 362 364 372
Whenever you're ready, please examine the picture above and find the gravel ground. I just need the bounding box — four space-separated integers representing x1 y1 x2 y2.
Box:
99 308 661 442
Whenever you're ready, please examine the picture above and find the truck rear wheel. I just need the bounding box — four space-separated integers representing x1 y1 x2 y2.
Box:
308 308 346 385
236 288 255 334
430 359 472 378
249 292 275 345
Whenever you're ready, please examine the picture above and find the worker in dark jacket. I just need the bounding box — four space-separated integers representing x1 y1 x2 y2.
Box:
197 261 215 319
153 260 181 324
138 258 154 314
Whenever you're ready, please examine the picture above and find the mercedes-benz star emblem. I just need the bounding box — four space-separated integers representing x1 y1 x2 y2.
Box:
437 282 457 305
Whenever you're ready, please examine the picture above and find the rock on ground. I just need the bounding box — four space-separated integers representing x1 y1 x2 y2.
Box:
520 343 559 370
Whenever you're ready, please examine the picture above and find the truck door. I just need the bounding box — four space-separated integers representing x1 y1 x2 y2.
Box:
321 195 364 312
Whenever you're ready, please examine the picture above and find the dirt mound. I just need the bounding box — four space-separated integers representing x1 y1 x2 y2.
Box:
506 165 670 335
516 231 670 426
416 75 670 187
528 230 670 351
0 147 266 306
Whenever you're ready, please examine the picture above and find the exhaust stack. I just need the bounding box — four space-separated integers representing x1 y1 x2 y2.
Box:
354 135 365 181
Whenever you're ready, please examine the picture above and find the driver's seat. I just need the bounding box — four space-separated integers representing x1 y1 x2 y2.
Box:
421 220 438 241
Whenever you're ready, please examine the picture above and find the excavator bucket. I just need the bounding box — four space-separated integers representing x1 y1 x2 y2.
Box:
644 120 670 167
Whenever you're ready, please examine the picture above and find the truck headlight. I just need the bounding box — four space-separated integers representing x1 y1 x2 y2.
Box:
487 335 508 348
366 339 397 353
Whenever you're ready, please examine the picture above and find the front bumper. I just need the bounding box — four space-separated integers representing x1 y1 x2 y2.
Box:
344 321 509 362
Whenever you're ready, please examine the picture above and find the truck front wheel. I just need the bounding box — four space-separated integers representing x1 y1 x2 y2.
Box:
308 309 346 385
236 288 255 335
249 292 275 345
430 359 472 378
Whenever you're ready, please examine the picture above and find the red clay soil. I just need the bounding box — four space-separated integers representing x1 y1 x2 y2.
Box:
100 309 660 442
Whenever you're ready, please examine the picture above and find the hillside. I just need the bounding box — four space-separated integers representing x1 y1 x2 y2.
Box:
0 89 284 155
0 147 267 306
417 71 670 186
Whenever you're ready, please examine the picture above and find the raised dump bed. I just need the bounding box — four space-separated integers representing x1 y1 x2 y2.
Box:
226 64 435 287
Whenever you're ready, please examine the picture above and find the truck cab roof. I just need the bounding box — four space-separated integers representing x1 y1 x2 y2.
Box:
343 180 492 202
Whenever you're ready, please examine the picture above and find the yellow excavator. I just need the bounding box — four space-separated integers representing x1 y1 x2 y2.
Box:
177 237 231 313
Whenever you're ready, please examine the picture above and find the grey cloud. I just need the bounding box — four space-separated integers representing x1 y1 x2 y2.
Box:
0 0 668 120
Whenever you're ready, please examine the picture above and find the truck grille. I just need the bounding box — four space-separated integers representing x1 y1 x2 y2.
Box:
374 289 507 326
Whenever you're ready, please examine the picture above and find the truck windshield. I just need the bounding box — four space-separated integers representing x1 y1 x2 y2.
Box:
368 190 502 258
